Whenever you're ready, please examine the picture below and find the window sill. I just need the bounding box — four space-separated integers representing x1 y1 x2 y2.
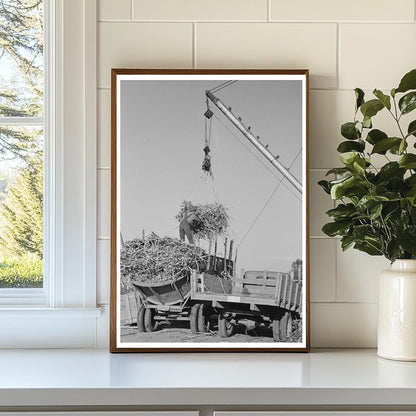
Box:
0 349 415 410
0 306 102 316
0 307 104 348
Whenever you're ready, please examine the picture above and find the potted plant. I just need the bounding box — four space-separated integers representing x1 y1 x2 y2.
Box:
319 68 416 361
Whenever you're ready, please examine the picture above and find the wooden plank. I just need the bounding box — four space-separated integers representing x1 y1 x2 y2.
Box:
287 277 294 309
232 277 278 287
207 239 212 270
223 237 228 275
281 275 289 308
149 286 165 305
291 281 300 311
276 273 283 304
191 270 196 297
233 249 238 278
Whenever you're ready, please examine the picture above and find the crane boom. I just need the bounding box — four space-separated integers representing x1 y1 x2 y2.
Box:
205 90 302 194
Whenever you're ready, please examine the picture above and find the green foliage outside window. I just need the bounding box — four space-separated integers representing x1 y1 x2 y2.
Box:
0 0 44 288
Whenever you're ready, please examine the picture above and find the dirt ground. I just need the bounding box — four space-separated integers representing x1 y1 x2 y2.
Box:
121 320 302 343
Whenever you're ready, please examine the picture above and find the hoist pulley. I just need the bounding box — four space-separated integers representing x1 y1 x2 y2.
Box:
202 99 213 176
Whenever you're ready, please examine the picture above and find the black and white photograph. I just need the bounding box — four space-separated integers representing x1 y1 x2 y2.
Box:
110 70 309 352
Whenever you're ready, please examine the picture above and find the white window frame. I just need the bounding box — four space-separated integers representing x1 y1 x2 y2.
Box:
0 0 101 348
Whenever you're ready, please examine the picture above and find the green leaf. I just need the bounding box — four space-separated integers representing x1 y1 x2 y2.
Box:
326 203 356 220
363 116 372 129
318 180 331 194
330 175 360 200
398 227 416 255
360 99 384 119
355 88 365 110
325 167 351 176
353 224 373 240
322 221 351 237
354 241 383 256
341 235 355 251
396 69 416 94
337 140 365 153
377 162 406 182
373 89 391 110
399 91 416 115
386 240 402 262
366 129 387 145
407 120 416 137
339 152 360 166
389 139 408 155
369 203 383 219
399 154 416 169
371 137 402 154
357 195 389 211
399 139 407 154
341 122 360 140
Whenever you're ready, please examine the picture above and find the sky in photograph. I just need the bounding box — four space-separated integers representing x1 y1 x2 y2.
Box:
120 79 303 273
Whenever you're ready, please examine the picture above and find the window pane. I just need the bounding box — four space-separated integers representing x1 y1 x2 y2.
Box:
0 126 43 288
0 0 44 117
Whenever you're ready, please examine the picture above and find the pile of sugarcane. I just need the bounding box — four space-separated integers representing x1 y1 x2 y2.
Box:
175 200 229 240
120 233 208 284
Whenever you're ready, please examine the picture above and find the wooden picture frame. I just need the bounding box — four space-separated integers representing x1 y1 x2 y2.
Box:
110 69 310 352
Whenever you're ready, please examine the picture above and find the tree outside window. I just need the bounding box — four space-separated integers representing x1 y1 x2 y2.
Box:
0 0 44 288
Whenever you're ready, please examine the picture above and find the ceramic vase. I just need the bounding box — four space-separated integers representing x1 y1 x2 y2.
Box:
378 259 416 361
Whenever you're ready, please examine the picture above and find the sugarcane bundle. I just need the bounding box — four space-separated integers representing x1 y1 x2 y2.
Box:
176 200 229 240
120 233 208 284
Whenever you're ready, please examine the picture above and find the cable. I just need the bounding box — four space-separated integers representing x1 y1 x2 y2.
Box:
237 150 302 249
209 80 238 94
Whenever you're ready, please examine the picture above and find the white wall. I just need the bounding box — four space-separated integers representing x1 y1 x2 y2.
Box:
96 0 416 348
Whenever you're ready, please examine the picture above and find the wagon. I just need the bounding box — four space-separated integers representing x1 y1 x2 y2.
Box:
190 270 302 342
131 262 302 342
131 273 193 332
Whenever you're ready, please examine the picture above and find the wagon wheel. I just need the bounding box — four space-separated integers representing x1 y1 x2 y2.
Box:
190 304 200 334
144 307 158 332
218 312 233 338
279 311 293 340
198 303 209 333
137 305 146 332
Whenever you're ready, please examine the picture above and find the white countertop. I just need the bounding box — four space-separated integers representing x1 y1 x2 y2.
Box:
0 348 416 407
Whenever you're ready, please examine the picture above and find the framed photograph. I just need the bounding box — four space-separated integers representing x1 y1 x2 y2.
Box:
110 69 310 352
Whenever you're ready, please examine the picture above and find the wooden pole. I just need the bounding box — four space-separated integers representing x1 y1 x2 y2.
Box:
213 236 218 271
207 238 212 271
223 237 228 276
228 239 234 261
233 249 238 278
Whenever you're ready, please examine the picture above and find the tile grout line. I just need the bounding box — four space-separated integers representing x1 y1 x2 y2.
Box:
334 229 338 302
192 22 197 69
98 19 416 24
130 0 133 20
267 0 271 22
336 22 340 90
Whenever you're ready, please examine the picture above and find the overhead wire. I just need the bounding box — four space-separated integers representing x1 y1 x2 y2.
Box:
208 80 238 94
237 149 302 249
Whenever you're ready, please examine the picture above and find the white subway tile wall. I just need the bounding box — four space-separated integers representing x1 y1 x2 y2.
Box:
97 0 416 347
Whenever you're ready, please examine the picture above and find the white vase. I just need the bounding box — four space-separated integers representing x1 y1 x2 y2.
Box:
378 259 416 361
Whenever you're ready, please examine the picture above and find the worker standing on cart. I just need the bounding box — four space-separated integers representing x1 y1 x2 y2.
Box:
179 209 197 245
